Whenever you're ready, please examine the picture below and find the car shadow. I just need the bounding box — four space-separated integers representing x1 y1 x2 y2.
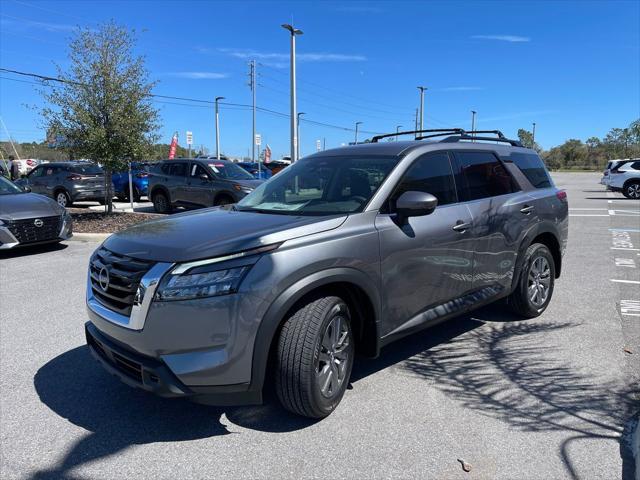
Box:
0 241 67 259
32 304 638 479
585 196 639 201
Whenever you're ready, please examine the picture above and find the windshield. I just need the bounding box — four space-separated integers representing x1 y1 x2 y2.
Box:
207 162 254 180
236 156 399 215
70 164 103 175
0 176 24 195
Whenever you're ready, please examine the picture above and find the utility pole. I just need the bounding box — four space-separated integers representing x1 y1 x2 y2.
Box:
215 96 225 159
355 121 363 144
417 86 427 132
323 137 326 150
532 122 536 146
414 108 419 138
282 23 303 163
248 60 260 175
297 112 305 159
396 125 403 141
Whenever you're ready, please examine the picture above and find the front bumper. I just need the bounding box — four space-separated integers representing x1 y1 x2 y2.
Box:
0 215 72 249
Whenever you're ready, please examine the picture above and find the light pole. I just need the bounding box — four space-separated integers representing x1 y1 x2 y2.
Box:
297 112 305 159
532 122 536 146
282 23 303 163
354 121 363 144
396 125 402 141
417 86 427 132
471 110 477 142
215 96 225 159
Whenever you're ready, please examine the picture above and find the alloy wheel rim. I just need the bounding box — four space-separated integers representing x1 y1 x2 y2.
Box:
57 193 67 207
528 256 551 307
629 184 640 198
316 315 350 398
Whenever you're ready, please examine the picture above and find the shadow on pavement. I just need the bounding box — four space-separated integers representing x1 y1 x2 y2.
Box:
33 304 639 479
0 241 67 260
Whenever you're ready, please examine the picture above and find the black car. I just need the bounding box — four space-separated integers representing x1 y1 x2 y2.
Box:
148 158 263 213
0 175 72 249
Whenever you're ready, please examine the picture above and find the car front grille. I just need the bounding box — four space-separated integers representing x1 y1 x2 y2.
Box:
6 216 61 244
89 247 154 316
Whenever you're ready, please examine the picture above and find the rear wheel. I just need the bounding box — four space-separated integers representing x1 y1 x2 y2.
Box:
214 195 233 207
623 181 640 199
275 296 354 418
508 243 555 318
152 191 172 213
55 190 71 208
123 184 141 202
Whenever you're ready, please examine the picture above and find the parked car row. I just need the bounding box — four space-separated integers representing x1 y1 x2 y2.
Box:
9 159 281 208
600 158 640 198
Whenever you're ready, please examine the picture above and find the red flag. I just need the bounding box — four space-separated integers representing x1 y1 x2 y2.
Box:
168 132 179 159
264 144 272 164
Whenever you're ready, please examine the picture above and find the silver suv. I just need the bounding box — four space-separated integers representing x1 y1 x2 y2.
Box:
85 130 568 419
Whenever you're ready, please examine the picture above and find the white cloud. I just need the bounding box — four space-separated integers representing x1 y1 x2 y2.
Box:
1 17 78 33
218 48 366 63
166 72 228 80
471 35 531 43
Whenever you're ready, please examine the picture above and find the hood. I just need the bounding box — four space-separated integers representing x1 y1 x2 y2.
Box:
233 179 263 189
103 207 347 262
0 193 64 221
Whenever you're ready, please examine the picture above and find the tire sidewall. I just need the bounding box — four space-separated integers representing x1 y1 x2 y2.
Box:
519 244 556 316
623 181 640 199
308 300 354 416
153 192 169 213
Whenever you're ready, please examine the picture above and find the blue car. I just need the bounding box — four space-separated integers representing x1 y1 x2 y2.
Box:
113 162 150 201
237 162 272 180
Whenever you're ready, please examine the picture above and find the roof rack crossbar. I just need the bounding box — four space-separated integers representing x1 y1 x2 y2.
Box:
440 134 522 147
370 128 465 143
466 130 506 139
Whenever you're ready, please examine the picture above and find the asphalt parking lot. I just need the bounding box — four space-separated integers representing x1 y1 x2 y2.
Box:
1 172 638 480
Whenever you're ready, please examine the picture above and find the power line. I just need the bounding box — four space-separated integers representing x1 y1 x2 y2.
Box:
0 67 382 135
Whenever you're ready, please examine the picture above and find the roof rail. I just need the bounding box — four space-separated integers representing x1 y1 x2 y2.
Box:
440 133 522 147
466 130 507 139
370 128 465 143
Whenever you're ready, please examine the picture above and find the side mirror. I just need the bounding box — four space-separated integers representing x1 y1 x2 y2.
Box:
198 173 210 182
22 185 32 192
395 191 438 221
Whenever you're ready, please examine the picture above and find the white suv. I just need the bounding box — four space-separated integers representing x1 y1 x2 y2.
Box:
604 159 640 198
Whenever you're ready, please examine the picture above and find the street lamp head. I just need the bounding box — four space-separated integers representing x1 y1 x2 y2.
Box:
298 112 306 117
356 121 363 126
281 24 303 35
471 110 476 114
417 86 428 92
215 96 225 102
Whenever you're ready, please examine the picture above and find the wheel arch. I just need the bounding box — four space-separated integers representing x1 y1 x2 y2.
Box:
150 185 170 201
512 223 563 293
249 267 381 395
214 190 236 205
623 177 640 189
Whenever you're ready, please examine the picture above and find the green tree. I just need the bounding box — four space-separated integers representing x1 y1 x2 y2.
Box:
39 21 159 212
517 128 534 148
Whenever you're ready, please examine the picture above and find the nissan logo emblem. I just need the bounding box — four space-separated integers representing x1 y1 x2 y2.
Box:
98 267 110 291
34 218 44 228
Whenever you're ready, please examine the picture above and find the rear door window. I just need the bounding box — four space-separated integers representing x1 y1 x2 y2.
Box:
455 151 518 201
510 153 553 188
169 162 187 177
391 151 457 208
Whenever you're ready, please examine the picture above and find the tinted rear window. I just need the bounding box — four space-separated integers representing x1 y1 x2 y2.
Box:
510 153 553 188
70 164 102 175
456 151 517 201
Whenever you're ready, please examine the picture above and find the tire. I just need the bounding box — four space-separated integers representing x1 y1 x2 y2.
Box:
214 195 233 207
275 296 355 418
622 181 640 199
54 190 72 208
123 184 141 202
508 243 556 318
152 191 172 213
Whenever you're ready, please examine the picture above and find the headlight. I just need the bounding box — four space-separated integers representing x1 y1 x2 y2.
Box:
233 184 253 193
155 266 248 301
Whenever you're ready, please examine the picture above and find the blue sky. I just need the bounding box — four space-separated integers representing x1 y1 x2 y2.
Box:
0 0 638 159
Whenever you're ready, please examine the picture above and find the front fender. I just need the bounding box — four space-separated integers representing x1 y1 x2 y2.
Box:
249 267 381 394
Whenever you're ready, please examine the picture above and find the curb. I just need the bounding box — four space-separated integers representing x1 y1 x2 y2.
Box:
68 232 111 242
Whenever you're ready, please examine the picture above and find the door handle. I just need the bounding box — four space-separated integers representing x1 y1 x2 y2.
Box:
452 221 471 232
520 205 535 214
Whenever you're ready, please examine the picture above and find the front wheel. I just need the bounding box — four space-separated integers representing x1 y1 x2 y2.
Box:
55 190 71 208
152 192 172 213
508 243 556 318
275 296 354 418
623 181 640 199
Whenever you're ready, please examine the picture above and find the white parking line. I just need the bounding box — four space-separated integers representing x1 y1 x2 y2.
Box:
610 279 640 285
570 214 609 217
569 208 609 210
611 248 640 251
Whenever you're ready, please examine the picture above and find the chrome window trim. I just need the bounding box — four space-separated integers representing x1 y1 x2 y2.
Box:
86 261 173 330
